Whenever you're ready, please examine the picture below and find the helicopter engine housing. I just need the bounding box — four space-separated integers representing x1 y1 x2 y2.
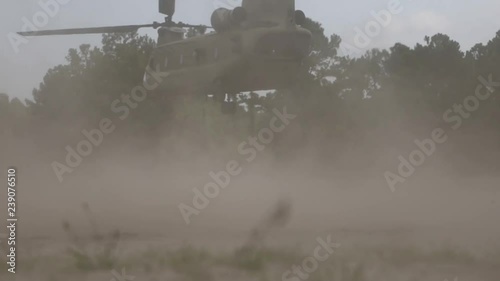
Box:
210 7 247 32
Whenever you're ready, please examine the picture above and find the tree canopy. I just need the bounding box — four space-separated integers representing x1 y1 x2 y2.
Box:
2 21 499 173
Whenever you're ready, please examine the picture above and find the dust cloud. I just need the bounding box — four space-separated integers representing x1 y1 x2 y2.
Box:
1 122 499 280
4 127 500 245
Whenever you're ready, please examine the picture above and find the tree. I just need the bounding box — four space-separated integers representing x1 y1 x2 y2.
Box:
30 33 156 128
22 23 500 172
0 93 29 137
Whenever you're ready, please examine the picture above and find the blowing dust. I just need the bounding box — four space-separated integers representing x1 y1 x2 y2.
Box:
2 124 499 249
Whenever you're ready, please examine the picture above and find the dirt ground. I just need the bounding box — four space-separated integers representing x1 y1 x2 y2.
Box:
0 139 499 281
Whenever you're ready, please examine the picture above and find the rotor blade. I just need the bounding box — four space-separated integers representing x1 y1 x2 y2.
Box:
170 22 212 29
17 24 154 36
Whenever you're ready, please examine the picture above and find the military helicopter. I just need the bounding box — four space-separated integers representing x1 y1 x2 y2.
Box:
18 0 312 114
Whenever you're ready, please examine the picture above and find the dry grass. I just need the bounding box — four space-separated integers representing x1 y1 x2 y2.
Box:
1 201 499 280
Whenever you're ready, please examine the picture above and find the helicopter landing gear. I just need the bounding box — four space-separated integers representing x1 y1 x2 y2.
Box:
220 93 237 115
210 78 237 115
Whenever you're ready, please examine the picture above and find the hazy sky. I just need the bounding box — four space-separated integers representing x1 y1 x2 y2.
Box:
1 0 499 101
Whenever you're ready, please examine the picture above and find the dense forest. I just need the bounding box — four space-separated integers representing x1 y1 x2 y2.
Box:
1 18 499 176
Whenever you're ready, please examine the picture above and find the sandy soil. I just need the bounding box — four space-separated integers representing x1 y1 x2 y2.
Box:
0 138 499 280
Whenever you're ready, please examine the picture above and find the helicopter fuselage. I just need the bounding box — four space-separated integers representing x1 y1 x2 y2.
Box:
16 0 312 114
144 24 312 96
